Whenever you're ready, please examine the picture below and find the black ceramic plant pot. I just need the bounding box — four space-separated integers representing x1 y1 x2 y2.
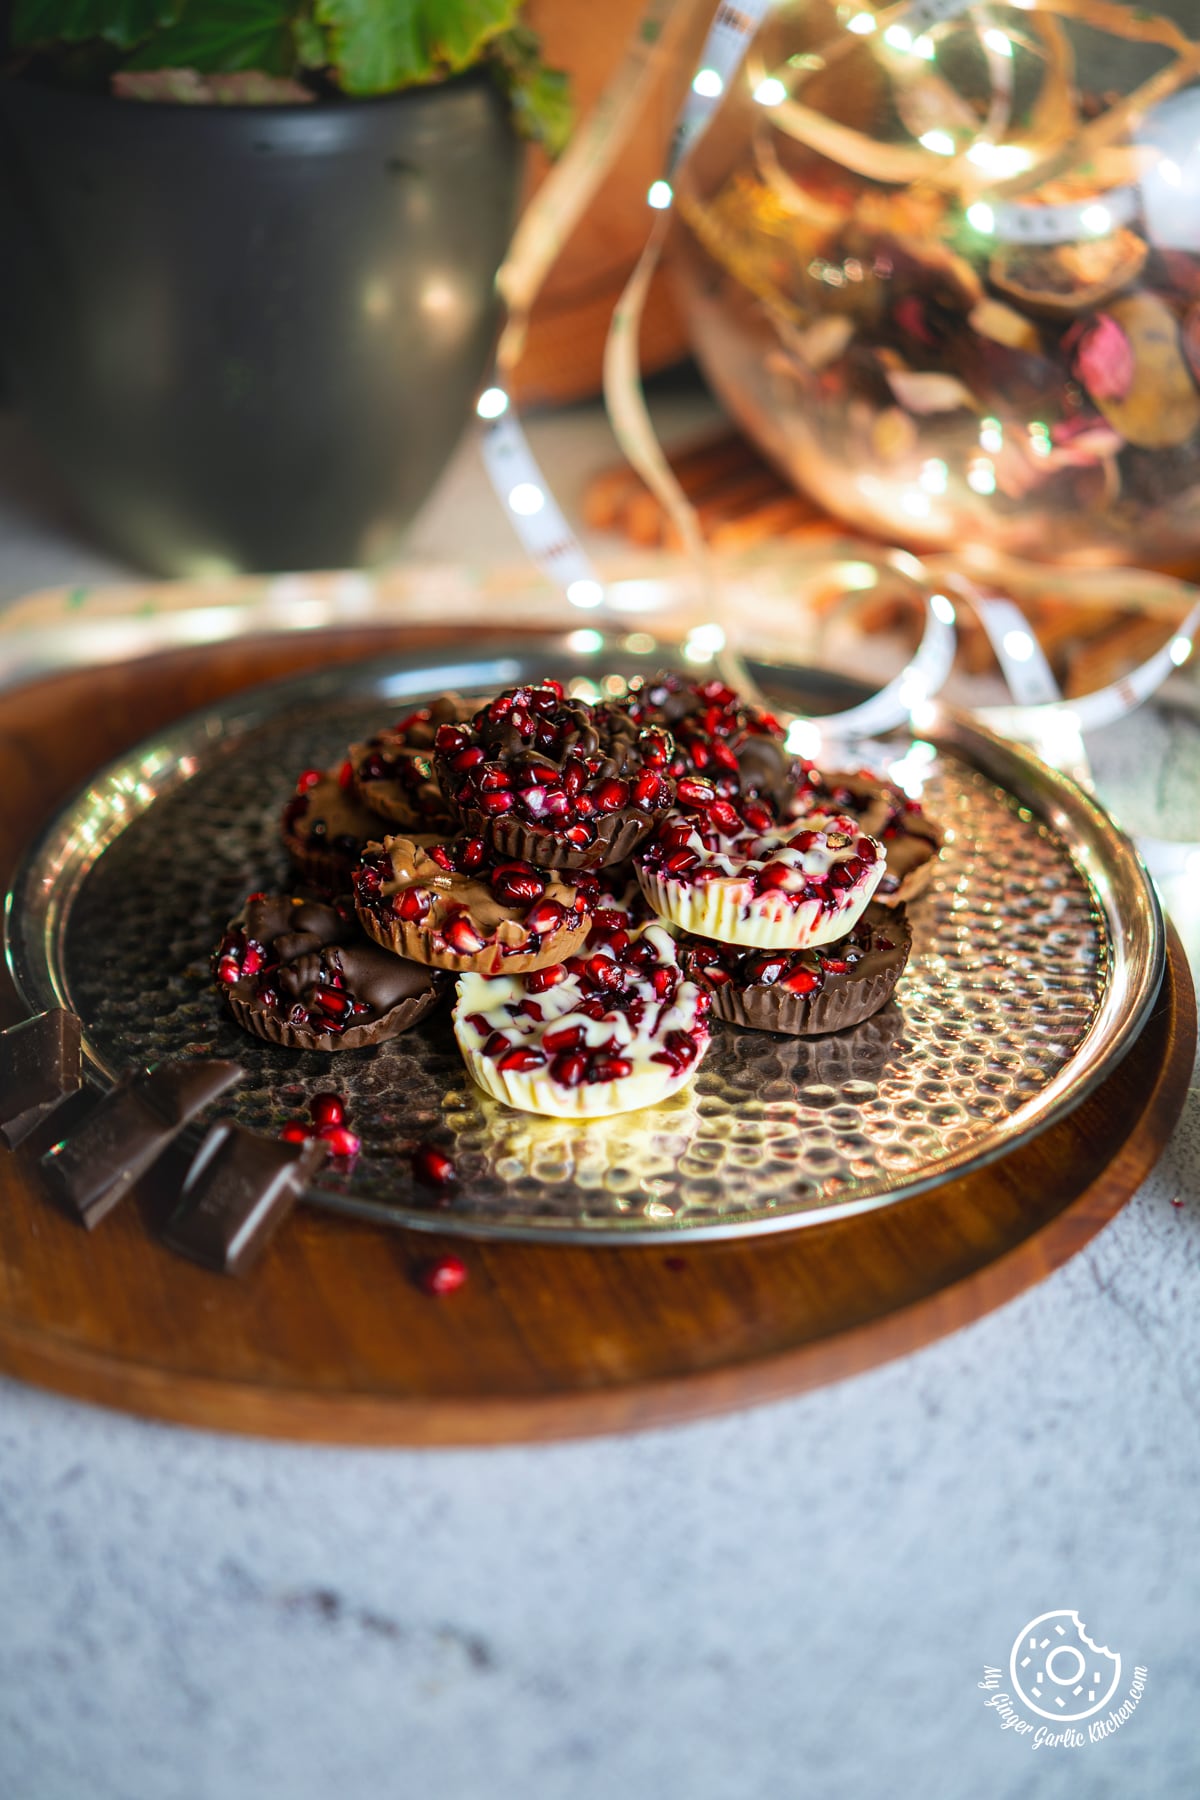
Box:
0 71 522 575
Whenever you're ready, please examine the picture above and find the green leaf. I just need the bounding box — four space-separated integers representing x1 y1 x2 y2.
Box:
124 0 295 74
489 25 572 155
316 0 520 96
11 0 182 51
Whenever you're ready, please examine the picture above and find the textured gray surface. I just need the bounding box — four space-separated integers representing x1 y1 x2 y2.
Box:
1 400 1199 1800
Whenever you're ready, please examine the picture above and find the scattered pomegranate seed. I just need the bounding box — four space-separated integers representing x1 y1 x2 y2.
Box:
412 1143 456 1187
309 1092 344 1128
296 769 323 792
418 1255 468 1297
319 1123 361 1158
280 1121 309 1144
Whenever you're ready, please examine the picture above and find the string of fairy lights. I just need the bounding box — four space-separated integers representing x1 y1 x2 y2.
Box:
472 0 1196 765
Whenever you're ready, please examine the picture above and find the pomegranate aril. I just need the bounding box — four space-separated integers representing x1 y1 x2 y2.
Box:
309 1092 344 1127
707 801 742 836
498 872 547 906
820 957 849 974
748 955 788 986
457 837 487 872
314 988 352 1016
586 955 622 991
435 724 468 754
743 802 774 833
429 844 456 872
297 768 323 792
782 966 822 994
651 966 676 1000
564 824 593 848
562 758 587 796
710 741 739 773
589 1056 632 1083
446 917 487 954
664 849 700 875
525 962 568 992
480 790 514 816
319 1123 361 1158
337 760 354 791
550 1051 587 1087
498 1046 547 1072
632 771 662 807
520 786 548 817
412 1143 456 1187
523 898 566 936
451 746 485 771
479 767 511 792
676 776 716 807
483 1030 511 1059
280 1120 310 1144
758 861 797 891
216 955 240 985
594 778 629 812
419 1255 468 1297
394 887 431 922
542 1022 585 1054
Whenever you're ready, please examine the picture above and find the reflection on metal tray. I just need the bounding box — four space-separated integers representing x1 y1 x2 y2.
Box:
5 634 1164 1243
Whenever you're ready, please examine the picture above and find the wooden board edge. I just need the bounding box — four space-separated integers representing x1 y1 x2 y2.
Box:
0 928 1192 1446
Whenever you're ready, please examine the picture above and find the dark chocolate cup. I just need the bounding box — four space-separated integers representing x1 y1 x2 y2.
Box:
710 909 912 1037
280 827 364 893
462 808 659 871
225 979 444 1053
356 903 590 976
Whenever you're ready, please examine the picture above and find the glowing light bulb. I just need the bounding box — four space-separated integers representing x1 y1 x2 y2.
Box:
476 387 508 420
508 483 545 516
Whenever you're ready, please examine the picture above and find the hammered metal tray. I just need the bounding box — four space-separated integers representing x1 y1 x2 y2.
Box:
5 635 1164 1242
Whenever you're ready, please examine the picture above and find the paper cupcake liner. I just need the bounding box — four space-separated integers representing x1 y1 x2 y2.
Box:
356 903 590 976
281 829 362 894
636 866 882 950
710 953 907 1038
460 808 658 872
225 981 443 1053
460 1042 704 1118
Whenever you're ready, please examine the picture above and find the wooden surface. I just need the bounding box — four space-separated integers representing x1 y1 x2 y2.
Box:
0 632 1194 1444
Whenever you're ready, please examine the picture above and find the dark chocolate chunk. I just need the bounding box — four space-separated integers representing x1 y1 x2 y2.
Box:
41 1059 242 1229
0 1009 82 1149
161 1123 323 1275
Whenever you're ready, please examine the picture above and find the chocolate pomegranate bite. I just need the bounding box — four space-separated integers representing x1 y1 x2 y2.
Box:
637 792 885 949
453 914 711 1118
214 893 443 1052
352 834 592 976
349 695 467 831
619 671 798 803
433 681 676 870
680 903 911 1037
281 764 382 891
791 769 944 907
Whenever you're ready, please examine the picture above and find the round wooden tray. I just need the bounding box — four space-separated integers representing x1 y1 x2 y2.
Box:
0 630 1194 1444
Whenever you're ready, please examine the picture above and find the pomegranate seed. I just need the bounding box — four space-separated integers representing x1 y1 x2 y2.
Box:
498 1046 547 1073
542 1022 585 1053
710 741 739 772
451 746 485 771
651 966 676 1000
550 1052 587 1088
564 824 593 847
820 957 850 974
394 887 431 922
483 1031 511 1059
782 966 821 994
446 917 487 955
435 724 468 754
758 861 797 891
664 849 700 875
336 760 354 791
319 1123 361 1158
480 767 511 792
676 776 716 807
524 897 566 936
562 759 587 796
594 778 630 812
313 988 352 1016
520 786 548 817
216 955 240 985
743 802 774 832
479 790 514 816
640 729 671 767
496 871 546 905
525 962 568 992
419 1255 468 1297
516 999 544 1021
632 771 661 807
412 1143 456 1187
707 801 742 836
541 791 570 818
590 1056 632 1082
280 1120 309 1144
296 768 323 792
309 1092 344 1127
748 955 788 985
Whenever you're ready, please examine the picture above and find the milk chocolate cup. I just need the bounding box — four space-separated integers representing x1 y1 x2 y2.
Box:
226 981 442 1052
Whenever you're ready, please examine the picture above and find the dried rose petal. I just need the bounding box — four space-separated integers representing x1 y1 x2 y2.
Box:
1069 313 1134 403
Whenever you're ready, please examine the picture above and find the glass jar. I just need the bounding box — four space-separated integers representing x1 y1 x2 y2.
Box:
671 0 1200 567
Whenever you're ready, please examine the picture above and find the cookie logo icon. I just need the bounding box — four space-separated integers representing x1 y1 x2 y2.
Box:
1009 1611 1122 1722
